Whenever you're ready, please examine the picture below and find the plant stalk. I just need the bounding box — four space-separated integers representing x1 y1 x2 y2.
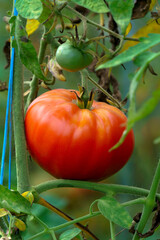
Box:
52 211 100 231
110 221 116 240
133 159 160 240
13 17 30 193
25 32 48 112
34 179 160 200
80 70 89 92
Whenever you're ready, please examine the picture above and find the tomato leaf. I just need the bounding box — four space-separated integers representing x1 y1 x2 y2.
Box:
133 51 156 67
38 0 53 30
131 88 160 122
15 0 43 19
111 51 160 150
26 19 40 36
0 208 9 217
121 19 160 52
0 185 31 215
97 34 160 69
9 16 16 37
98 196 132 229
15 16 48 82
107 0 134 34
71 0 109 13
59 228 81 240
14 218 26 231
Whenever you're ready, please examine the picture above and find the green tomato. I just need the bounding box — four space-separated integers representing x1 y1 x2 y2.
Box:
56 42 93 72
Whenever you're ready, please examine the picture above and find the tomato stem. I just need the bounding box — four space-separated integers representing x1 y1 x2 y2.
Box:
132 159 160 240
13 15 30 193
77 87 95 109
50 230 57 240
86 73 123 110
80 70 88 92
25 29 48 112
34 179 160 200
75 71 95 110
110 221 116 240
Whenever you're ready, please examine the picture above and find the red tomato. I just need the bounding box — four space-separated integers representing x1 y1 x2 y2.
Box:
25 89 134 181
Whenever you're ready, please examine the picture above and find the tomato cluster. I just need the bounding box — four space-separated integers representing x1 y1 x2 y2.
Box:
25 89 134 181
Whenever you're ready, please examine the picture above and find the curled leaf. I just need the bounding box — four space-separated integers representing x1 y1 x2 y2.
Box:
125 22 132 36
21 191 34 204
47 58 66 81
0 208 9 217
14 218 26 231
148 64 157 75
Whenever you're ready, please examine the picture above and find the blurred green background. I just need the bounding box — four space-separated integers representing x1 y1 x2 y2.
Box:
0 1 160 239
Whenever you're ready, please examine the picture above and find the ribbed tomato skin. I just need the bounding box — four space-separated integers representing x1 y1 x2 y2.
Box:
25 89 134 181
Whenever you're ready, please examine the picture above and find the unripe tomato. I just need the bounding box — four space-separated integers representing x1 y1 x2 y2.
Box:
56 42 93 72
25 89 134 181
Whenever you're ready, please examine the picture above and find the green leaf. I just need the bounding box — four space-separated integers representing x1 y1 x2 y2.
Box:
15 16 48 82
97 34 160 69
107 0 134 34
0 186 31 215
15 0 43 19
133 51 156 67
38 0 53 30
110 51 160 151
59 228 81 240
9 16 17 37
9 16 16 24
71 0 109 13
132 88 160 122
98 196 132 229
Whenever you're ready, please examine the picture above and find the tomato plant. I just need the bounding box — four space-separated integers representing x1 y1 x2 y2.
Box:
25 89 134 181
2 0 160 239
55 41 93 72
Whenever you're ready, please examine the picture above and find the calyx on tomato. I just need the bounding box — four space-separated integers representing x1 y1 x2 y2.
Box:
72 86 95 110
56 39 94 72
25 89 134 181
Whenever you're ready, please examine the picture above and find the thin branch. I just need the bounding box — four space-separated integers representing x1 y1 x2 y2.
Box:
37 197 100 240
66 5 123 40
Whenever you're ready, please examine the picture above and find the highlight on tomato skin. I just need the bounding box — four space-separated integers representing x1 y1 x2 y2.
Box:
24 89 134 181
